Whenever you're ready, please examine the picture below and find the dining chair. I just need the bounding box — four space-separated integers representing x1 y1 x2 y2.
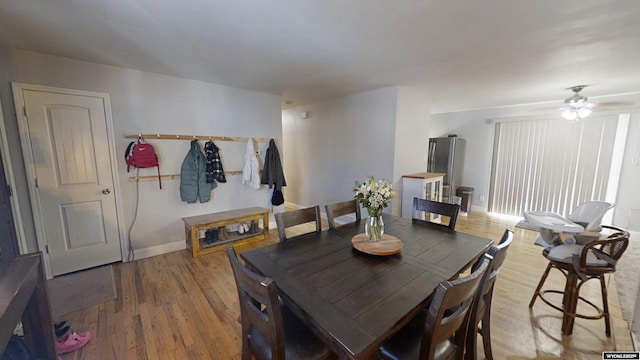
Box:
412 197 461 231
465 229 514 360
325 199 361 230
376 256 490 360
528 225 629 336
275 205 322 242
225 246 336 360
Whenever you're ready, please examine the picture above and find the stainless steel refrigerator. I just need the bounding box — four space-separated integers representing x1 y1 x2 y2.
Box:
427 136 465 203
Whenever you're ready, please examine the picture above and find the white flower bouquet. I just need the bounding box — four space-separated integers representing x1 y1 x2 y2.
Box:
353 176 395 217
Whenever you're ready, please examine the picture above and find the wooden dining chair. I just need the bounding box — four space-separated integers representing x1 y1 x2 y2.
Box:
274 205 322 242
376 256 490 360
325 199 361 229
412 197 461 231
225 246 336 360
465 229 514 360
529 225 629 336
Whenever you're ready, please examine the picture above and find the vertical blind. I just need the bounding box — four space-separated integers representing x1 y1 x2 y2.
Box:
489 115 619 217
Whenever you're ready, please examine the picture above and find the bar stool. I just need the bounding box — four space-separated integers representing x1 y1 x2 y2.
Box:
529 225 629 336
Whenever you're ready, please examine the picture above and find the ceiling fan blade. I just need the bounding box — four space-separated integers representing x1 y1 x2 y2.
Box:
592 101 635 108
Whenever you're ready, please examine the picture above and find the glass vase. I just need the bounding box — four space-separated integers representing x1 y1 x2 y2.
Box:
365 213 384 242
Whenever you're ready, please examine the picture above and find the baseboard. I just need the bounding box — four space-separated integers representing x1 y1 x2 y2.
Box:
470 205 488 213
133 240 186 260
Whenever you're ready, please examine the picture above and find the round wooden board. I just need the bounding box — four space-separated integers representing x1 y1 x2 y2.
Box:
351 233 403 256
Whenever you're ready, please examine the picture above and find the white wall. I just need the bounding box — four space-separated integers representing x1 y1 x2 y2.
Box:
281 86 433 217
392 86 432 216
282 87 398 213
0 47 282 256
432 107 640 229
616 117 640 231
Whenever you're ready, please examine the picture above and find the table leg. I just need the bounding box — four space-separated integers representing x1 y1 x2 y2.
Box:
21 256 57 359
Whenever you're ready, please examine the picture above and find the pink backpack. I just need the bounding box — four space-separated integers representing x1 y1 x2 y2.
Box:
125 139 162 189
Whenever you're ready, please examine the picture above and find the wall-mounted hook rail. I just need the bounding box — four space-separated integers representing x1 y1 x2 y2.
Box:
124 133 274 143
128 169 260 183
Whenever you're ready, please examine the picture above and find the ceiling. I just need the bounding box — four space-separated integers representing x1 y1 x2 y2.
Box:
1 0 640 114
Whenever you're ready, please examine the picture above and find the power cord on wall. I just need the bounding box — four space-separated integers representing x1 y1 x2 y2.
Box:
127 168 140 261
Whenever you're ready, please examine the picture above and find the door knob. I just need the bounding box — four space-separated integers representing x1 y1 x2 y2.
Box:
102 188 111 195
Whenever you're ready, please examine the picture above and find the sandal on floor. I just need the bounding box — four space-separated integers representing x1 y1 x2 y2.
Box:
55 324 70 339
56 331 91 354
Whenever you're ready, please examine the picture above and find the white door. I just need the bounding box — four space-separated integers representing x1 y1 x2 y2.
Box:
18 87 122 276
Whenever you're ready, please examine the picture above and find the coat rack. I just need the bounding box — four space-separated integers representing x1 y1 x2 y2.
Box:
124 132 273 183
124 133 274 143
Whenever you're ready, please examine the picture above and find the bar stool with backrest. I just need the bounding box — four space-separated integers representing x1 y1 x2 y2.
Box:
274 205 322 242
528 225 630 336
325 199 361 230
412 197 461 231
376 257 490 360
226 246 336 360
465 229 514 360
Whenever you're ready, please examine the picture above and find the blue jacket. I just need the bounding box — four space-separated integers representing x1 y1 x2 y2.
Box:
180 140 215 203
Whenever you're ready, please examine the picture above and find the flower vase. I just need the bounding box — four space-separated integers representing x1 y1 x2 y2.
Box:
365 213 384 242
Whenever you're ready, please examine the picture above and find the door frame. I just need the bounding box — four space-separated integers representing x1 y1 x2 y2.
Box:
0 96 27 255
11 83 127 278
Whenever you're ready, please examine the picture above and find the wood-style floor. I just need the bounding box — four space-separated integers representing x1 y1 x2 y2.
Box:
59 211 634 359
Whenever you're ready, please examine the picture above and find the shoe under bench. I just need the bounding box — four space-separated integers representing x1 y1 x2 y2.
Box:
182 207 270 258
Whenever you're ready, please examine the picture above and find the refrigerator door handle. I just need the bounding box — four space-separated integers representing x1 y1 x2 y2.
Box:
428 142 436 173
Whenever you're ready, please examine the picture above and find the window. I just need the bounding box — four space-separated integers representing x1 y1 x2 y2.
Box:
488 114 626 217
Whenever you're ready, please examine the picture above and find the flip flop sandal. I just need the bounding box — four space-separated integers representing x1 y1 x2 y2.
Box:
55 324 70 339
56 331 91 354
54 321 67 331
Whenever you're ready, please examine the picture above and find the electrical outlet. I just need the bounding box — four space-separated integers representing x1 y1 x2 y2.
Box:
479 194 485 202
422 154 427 161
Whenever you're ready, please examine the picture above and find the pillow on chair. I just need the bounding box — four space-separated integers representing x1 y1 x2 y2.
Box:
546 244 608 266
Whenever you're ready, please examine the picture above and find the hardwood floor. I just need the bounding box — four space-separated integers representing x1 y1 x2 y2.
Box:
58 211 634 359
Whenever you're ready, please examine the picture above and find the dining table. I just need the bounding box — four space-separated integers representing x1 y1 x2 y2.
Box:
240 213 494 360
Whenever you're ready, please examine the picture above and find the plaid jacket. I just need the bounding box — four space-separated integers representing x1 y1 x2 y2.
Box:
204 141 226 184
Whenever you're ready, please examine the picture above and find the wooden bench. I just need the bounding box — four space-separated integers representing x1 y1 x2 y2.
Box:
182 207 269 258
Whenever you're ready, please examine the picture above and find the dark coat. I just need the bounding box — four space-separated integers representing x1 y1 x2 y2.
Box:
260 139 286 191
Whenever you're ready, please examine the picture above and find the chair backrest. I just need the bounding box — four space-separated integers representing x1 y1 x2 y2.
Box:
412 197 461 230
275 205 322 242
420 256 489 358
325 199 361 230
577 225 629 272
567 201 614 231
226 246 286 359
467 229 514 335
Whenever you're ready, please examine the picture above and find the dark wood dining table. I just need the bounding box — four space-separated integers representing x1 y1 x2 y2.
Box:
240 214 493 360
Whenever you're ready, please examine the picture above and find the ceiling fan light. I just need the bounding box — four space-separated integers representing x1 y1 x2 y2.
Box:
577 107 592 119
561 109 578 121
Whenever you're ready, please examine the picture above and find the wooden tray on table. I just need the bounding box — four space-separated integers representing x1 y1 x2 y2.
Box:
351 233 403 256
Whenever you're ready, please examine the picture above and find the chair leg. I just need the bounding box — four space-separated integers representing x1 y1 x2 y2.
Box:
561 272 579 335
599 275 612 337
464 317 479 360
529 262 553 308
480 309 494 360
241 335 252 360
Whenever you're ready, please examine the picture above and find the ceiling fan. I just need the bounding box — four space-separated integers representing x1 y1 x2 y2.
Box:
559 85 634 121
560 85 594 121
